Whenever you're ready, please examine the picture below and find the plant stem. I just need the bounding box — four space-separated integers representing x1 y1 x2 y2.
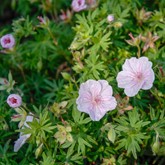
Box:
47 27 58 46
137 45 141 58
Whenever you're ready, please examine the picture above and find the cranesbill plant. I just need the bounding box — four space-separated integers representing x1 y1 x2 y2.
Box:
0 0 165 164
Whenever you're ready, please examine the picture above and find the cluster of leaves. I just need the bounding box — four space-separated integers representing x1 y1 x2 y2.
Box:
0 0 165 164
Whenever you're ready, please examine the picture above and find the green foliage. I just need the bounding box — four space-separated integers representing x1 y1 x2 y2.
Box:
12 16 36 38
70 9 112 54
39 152 55 165
0 72 15 93
0 140 16 165
21 110 56 144
115 108 150 159
107 125 116 144
0 0 165 164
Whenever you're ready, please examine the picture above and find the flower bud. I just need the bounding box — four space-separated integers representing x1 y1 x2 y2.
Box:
113 22 122 28
66 126 72 132
59 9 72 22
0 78 9 85
11 114 22 122
152 140 160 155
66 133 73 142
35 143 43 158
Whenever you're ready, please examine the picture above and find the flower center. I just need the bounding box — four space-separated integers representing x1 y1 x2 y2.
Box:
78 0 82 5
93 95 101 105
9 97 17 104
4 38 11 44
135 72 143 82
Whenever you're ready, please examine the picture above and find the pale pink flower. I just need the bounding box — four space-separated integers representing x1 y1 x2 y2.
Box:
71 0 87 12
7 94 22 108
107 14 114 22
116 57 155 97
76 80 117 121
14 115 34 152
0 34 15 49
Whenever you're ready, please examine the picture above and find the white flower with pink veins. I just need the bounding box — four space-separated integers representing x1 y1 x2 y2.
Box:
7 94 22 108
76 80 117 121
116 57 155 97
0 34 15 49
71 0 87 12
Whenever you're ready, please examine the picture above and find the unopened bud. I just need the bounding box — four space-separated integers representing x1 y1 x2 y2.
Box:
113 22 122 28
11 114 22 122
35 143 43 158
152 140 160 155
107 14 114 22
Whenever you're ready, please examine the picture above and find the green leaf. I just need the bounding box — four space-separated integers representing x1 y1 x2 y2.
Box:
72 108 81 123
99 31 112 51
70 153 82 161
61 142 72 149
79 117 91 125
0 85 7 91
66 141 76 158
61 72 72 81
78 137 92 148
86 135 98 145
78 137 92 155
128 108 139 127
78 137 85 155
108 127 116 143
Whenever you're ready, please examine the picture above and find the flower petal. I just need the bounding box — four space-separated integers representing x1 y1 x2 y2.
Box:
24 115 34 128
124 82 142 97
76 95 92 113
101 96 117 111
88 80 102 97
116 71 137 88
122 57 138 73
90 97 117 121
88 105 106 121
138 57 152 71
99 80 113 96
142 70 155 90
14 134 31 152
